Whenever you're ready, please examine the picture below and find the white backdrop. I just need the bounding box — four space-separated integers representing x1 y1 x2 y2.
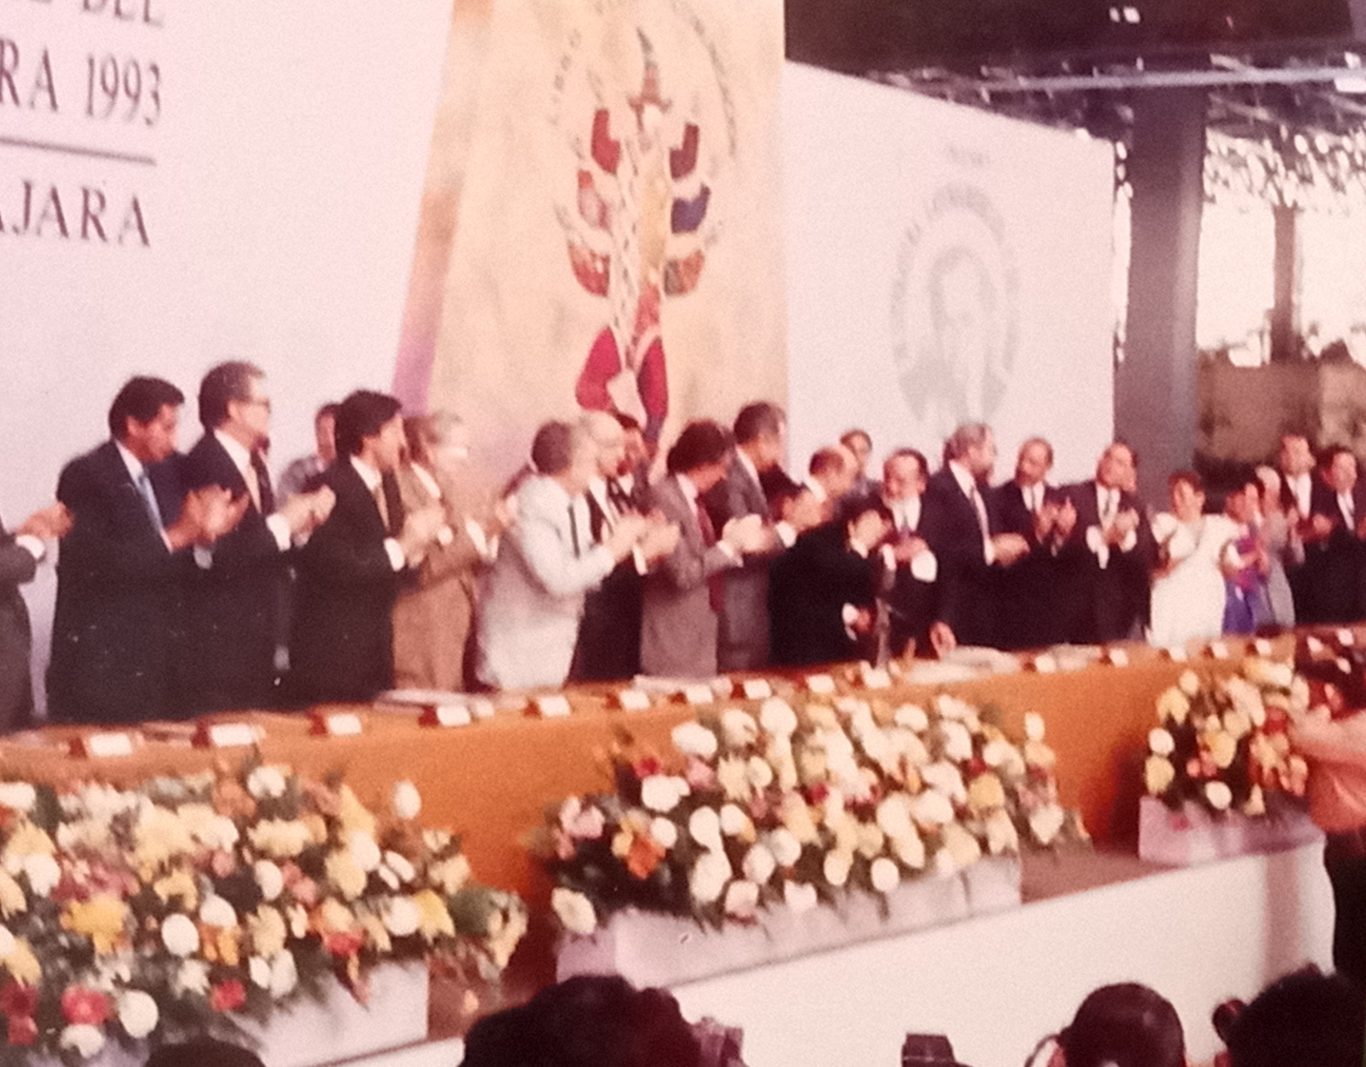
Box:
782 64 1116 485
1 0 452 709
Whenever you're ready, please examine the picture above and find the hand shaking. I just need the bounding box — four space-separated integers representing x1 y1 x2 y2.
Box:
18 502 72 541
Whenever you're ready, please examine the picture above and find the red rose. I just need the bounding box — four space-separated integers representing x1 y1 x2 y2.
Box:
323 931 365 959
209 980 246 1014
60 986 111 1027
7 1015 37 1046
633 757 662 779
0 982 37 1018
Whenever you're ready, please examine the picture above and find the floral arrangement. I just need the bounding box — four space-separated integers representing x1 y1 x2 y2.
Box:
0 761 526 1062
541 694 1085 937
1143 660 1311 817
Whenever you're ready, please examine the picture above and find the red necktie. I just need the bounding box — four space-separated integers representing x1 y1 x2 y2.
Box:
695 500 725 613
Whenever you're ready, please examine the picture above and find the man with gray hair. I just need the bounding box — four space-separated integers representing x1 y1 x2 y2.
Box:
922 422 1028 648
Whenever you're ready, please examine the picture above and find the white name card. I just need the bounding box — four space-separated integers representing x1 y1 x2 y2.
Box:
1032 655 1058 674
615 689 652 712
469 698 496 720
71 732 140 759
1208 642 1231 661
682 685 715 707
313 712 363 738
1165 647 1189 663
1307 636 1326 654
533 695 573 719
198 722 261 749
741 679 774 701
805 674 836 695
420 704 472 728
859 666 892 690
1253 639 1274 657
1106 648 1130 668
1338 629 1356 647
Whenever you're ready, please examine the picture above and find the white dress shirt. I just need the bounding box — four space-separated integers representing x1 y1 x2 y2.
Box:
351 456 406 572
1086 482 1137 569
948 460 993 563
1288 472 1312 516
116 439 172 551
215 431 291 551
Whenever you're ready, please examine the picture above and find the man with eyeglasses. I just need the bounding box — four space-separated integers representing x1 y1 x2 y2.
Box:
181 361 335 711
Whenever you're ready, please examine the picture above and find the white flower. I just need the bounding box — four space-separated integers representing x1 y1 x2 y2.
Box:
783 880 818 914
0 927 14 958
910 790 955 828
940 721 974 762
649 817 678 850
723 879 761 919
894 704 930 732
1205 781 1234 811
162 913 200 957
349 831 382 873
249 956 272 989
689 807 724 852
176 959 209 995
742 845 777 885
937 695 974 721
759 698 799 738
986 810 1020 855
823 850 853 888
1178 670 1201 697
118 990 159 1039
1148 728 1175 756
876 795 915 842
981 739 1017 770
551 888 598 936
690 851 732 905
392 781 422 821
1029 804 1067 845
270 951 298 999
721 803 754 836
202 815 241 851
22 854 59 896
383 851 416 885
377 866 400 891
247 765 288 800
0 783 36 813
383 896 421 938
921 761 967 803
1024 712 1046 742
767 828 802 867
746 756 775 790
671 722 719 760
60 1024 105 1059
893 829 926 869
720 709 759 748
641 775 690 814
870 857 900 894
199 895 237 928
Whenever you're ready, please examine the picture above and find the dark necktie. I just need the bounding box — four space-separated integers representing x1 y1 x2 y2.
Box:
607 478 632 514
695 499 725 613
251 452 275 515
568 502 581 558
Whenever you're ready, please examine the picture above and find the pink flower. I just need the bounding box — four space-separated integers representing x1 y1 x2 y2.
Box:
560 800 605 841
7 1015 36 1045
292 877 319 907
684 758 718 791
209 980 246 1013
60 986 111 1026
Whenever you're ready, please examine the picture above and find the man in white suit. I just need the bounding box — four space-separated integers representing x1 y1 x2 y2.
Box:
476 420 654 690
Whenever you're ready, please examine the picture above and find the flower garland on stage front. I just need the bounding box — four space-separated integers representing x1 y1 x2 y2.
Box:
540 694 1086 937
0 761 525 1061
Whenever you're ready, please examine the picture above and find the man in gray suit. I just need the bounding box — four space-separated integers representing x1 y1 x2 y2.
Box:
644 420 768 678
477 421 658 690
704 402 821 670
1 501 71 730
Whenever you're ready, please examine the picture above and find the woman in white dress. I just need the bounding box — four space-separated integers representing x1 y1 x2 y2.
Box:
1148 470 1240 648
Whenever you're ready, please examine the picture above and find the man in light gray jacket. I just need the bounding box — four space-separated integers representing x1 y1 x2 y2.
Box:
477 421 650 690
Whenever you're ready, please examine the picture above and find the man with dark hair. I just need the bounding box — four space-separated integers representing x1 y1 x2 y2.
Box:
800 446 858 522
643 420 767 677
1277 432 1317 620
880 448 949 657
703 401 820 671
288 389 444 702
49 377 243 723
478 420 658 689
278 401 340 501
840 428 877 497
613 411 653 511
181 362 334 710
994 436 1075 649
922 423 1028 648
1303 444 1366 623
1226 969 1365 1067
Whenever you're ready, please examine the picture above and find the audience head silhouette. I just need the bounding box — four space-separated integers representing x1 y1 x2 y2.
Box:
1226 968 1366 1067
143 1037 265 1067
1056 982 1184 1067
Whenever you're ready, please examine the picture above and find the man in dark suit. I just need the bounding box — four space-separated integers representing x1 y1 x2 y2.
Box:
181 362 335 711
840 428 879 500
1303 445 1366 623
48 377 244 724
922 423 1028 649
288 390 445 704
1058 442 1156 644
703 402 820 671
0 502 70 731
879 448 942 657
1277 432 1317 621
770 495 890 666
993 437 1076 650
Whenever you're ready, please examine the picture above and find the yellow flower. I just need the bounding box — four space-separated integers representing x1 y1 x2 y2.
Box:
1156 687 1191 726
413 889 454 941
967 773 1006 814
429 855 470 895
487 906 527 969
779 794 819 844
325 850 368 901
61 895 129 955
249 906 287 959
359 913 391 954
3 822 55 860
1144 755 1175 795
1205 730 1238 770
0 871 26 917
248 819 310 860
316 898 356 934
154 869 199 911
4 939 40 985
716 757 752 801
796 749 829 786
133 806 195 868
303 814 328 846
337 786 377 836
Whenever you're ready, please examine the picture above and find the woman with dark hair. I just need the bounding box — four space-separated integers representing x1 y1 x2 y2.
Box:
1148 470 1239 647
1225 968 1365 1067
1025 982 1185 1067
